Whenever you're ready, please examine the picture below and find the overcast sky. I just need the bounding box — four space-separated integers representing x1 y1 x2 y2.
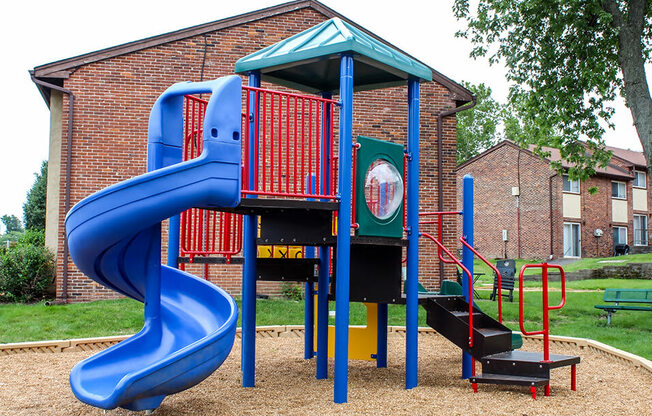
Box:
0 0 648 232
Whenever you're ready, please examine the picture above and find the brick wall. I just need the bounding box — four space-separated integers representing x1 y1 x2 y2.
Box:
52 8 459 302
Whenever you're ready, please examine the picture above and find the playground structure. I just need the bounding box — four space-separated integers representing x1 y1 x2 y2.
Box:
65 18 579 412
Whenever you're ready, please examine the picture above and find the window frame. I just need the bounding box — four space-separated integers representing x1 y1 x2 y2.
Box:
633 170 646 189
633 214 648 246
562 174 580 194
612 226 627 245
611 181 627 199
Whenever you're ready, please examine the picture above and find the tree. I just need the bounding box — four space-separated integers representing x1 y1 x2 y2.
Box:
453 0 652 178
23 161 47 231
1 215 23 234
456 82 503 164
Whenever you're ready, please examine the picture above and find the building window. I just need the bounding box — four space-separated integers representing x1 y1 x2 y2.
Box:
633 215 648 246
611 181 626 199
563 174 580 193
563 222 581 258
633 170 646 188
613 226 627 245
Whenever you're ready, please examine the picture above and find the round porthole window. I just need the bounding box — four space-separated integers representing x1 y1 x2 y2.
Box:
364 158 404 220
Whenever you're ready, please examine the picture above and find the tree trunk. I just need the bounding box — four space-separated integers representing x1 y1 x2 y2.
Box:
604 0 652 172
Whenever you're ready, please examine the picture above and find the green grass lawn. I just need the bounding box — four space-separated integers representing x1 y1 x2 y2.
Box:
1 281 650 360
472 253 652 282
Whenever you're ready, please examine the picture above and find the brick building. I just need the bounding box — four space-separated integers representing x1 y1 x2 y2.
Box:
31 0 472 303
457 140 651 260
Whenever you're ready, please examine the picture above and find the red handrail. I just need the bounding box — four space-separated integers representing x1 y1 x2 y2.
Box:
418 211 462 265
459 237 503 323
518 263 566 362
421 232 474 350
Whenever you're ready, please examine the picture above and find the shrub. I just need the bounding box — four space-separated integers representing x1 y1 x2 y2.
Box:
0 230 55 303
281 282 303 301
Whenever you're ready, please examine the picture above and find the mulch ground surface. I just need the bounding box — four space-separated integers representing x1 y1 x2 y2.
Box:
0 333 650 415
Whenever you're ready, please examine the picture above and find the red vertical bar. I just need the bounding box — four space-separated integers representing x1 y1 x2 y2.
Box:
286 95 290 194
301 98 305 194
254 91 259 191
330 102 334 196
243 113 248 190
277 93 282 193
316 99 321 195
211 211 217 252
184 97 190 161
293 97 298 194
191 100 196 159
308 99 313 194
403 153 408 228
542 264 550 362
351 145 357 223
270 93 275 194
262 92 267 192
571 364 577 391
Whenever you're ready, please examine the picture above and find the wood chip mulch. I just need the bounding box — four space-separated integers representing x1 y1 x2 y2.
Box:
0 333 650 415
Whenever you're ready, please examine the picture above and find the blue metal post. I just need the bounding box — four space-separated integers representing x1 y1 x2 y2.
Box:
304 174 316 359
317 91 332 379
461 174 474 379
167 215 180 267
406 77 420 389
377 303 388 368
334 54 353 403
242 71 260 388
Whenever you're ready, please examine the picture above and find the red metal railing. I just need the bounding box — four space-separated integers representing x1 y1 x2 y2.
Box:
421 232 475 355
418 211 463 264
179 95 243 264
518 263 566 362
242 86 337 200
459 237 503 323
179 86 338 261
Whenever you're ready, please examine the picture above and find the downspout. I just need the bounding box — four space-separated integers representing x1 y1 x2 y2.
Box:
31 74 74 305
517 148 522 258
549 173 557 258
437 96 476 285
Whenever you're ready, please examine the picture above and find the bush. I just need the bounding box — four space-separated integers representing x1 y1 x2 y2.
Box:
0 230 55 303
281 282 303 301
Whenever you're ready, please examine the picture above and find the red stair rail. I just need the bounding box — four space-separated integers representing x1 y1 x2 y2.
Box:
421 232 475 353
518 263 566 362
418 211 462 265
459 237 503 323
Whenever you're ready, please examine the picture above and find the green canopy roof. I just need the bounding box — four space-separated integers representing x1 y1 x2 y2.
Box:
235 18 432 93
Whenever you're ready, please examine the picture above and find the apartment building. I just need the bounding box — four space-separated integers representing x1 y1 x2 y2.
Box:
457 140 650 259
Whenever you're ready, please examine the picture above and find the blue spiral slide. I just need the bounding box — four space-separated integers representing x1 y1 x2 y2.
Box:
65 76 242 411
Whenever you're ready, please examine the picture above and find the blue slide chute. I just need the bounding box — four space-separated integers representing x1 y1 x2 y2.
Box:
66 76 242 411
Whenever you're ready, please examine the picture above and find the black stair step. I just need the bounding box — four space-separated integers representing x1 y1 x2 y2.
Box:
482 350 581 369
476 327 511 337
470 373 549 387
451 311 483 318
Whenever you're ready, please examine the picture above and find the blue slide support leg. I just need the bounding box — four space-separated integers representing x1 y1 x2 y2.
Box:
242 71 260 388
377 303 388 368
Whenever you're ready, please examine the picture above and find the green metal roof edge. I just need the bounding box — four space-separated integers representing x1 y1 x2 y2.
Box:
235 18 432 82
